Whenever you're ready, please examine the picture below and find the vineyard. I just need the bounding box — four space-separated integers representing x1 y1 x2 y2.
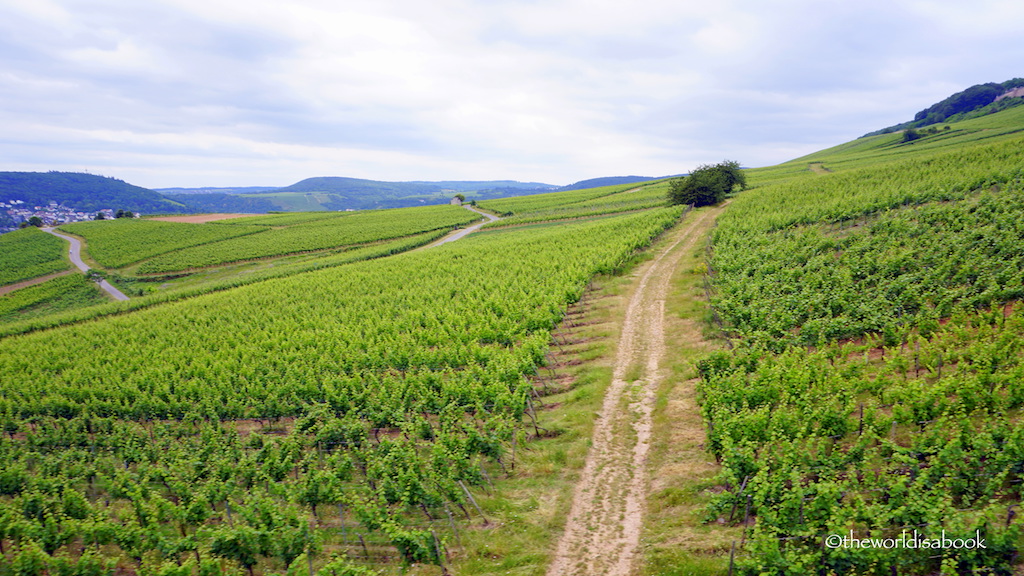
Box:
481 182 671 229
698 126 1024 572
56 220 269 269
0 274 106 324
134 206 479 274
7 84 1024 576
0 207 683 575
0 228 70 287
0 230 448 340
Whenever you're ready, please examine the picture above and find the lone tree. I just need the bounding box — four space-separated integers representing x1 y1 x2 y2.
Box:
668 160 746 207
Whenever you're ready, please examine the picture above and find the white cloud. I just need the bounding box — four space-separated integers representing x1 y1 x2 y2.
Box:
0 0 1022 187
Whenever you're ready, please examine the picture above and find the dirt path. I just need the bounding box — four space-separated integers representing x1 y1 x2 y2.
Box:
421 205 500 249
545 206 721 576
42 229 130 301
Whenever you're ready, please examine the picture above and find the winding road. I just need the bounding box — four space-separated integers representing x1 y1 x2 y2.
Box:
423 205 501 249
43 228 130 301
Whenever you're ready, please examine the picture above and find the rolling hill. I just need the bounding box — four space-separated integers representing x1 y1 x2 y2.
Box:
0 171 189 214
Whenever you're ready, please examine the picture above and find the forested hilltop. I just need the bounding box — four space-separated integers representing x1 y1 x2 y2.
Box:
865 77 1024 136
0 172 188 214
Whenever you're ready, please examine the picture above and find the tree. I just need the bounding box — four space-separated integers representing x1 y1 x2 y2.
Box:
28 216 44 227
94 212 106 220
668 160 746 207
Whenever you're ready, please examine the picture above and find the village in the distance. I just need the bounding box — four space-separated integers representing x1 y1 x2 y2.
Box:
1 200 133 233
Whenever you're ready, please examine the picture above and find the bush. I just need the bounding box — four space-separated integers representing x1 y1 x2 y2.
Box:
668 160 745 207
902 128 922 143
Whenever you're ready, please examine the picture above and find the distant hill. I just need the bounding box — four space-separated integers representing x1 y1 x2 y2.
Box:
559 175 668 191
0 172 188 214
273 177 557 210
152 175 678 213
161 193 279 214
154 186 279 195
201 177 560 211
865 78 1024 136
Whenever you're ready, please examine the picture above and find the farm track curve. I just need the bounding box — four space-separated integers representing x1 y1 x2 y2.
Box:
42 228 130 301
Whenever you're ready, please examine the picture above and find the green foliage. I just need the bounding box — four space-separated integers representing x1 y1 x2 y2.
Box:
482 182 671 228
478 182 646 216
699 124 1024 572
0 230 448 338
0 208 681 572
0 228 69 286
209 526 265 574
316 556 379 576
58 219 268 268
0 171 186 214
668 160 745 207
901 128 921 142
164 193 278 214
136 205 480 274
0 274 106 324
866 78 1024 136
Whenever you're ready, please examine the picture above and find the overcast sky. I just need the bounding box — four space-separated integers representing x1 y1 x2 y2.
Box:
1 0 1022 188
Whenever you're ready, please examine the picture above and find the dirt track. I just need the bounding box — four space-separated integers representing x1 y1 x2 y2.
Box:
546 207 720 576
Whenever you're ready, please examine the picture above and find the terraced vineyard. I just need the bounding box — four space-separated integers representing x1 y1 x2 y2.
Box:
696 124 1024 572
136 205 479 274
0 207 683 575
6 86 1024 576
57 219 269 268
482 181 671 228
0 227 70 286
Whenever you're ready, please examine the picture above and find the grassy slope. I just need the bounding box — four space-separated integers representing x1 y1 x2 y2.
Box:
678 103 1024 574
748 104 1024 187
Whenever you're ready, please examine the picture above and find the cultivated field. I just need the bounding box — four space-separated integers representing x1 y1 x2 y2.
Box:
3 101 1024 576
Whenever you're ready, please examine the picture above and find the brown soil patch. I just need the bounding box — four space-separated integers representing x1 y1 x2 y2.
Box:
149 213 257 223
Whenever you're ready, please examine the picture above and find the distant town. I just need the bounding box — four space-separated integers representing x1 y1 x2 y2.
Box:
1 200 136 233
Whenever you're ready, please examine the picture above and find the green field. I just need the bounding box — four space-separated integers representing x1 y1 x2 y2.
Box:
136 205 479 274
690 108 1024 574
0 274 107 323
4 91 1024 576
237 191 337 211
0 208 682 576
0 227 70 286
58 219 269 268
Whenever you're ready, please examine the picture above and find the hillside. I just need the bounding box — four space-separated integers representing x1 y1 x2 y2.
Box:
676 98 1024 574
4 83 1024 576
0 171 189 214
153 177 674 213
865 77 1024 136
232 176 556 211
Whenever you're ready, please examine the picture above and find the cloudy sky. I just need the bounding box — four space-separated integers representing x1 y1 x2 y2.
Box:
1 0 1022 188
